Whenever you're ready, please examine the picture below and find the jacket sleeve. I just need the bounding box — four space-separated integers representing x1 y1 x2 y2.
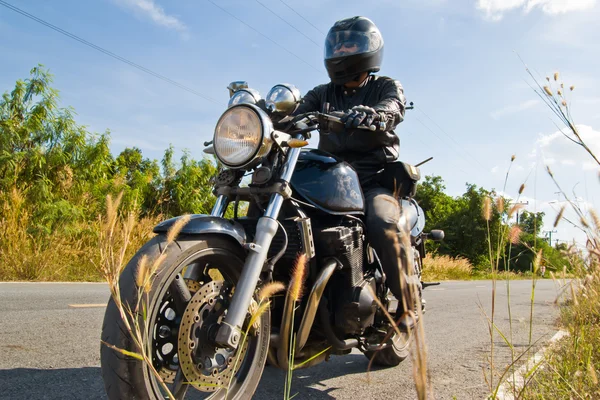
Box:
293 84 325 115
372 79 406 131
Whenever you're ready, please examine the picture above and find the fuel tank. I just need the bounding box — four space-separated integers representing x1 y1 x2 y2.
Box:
290 149 365 215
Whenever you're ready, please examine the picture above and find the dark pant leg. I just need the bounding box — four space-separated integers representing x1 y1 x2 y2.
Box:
364 187 418 311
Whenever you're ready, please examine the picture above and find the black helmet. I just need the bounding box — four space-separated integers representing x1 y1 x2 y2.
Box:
324 16 384 85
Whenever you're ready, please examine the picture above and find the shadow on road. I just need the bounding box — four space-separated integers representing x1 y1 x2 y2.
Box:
0 367 106 399
0 354 383 399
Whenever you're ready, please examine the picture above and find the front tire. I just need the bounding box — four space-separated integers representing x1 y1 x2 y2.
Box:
100 234 270 399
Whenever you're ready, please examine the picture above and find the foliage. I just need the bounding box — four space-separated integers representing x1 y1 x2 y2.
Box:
518 211 544 236
415 175 572 273
0 66 218 280
416 176 503 268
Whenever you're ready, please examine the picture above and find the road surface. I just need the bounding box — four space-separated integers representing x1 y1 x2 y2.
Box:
0 280 565 399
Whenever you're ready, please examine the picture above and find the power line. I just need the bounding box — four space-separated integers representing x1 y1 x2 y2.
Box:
412 115 470 176
277 0 326 35
206 0 322 73
254 0 321 48
0 0 223 105
415 105 488 170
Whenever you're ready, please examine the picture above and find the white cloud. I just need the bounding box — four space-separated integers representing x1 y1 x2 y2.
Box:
114 0 187 32
477 0 597 20
534 124 600 170
490 99 540 120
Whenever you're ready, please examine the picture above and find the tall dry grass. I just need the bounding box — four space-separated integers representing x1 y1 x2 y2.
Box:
488 67 600 399
421 254 473 281
0 186 158 281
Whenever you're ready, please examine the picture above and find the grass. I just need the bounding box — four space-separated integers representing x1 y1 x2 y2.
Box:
421 254 538 281
519 270 600 399
0 186 158 281
485 67 600 399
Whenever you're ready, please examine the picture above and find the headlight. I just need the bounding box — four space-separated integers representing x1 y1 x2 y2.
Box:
265 84 301 116
213 104 273 168
228 88 261 108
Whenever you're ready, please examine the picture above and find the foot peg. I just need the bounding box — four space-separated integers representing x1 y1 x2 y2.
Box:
422 281 440 289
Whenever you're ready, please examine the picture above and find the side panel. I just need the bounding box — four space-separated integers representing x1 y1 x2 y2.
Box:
153 215 246 245
398 199 425 238
290 149 365 215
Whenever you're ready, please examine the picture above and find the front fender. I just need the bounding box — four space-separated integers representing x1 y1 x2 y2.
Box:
153 215 246 246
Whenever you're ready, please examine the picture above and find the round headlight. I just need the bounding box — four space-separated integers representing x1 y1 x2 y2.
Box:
213 104 273 168
265 84 301 116
228 88 261 108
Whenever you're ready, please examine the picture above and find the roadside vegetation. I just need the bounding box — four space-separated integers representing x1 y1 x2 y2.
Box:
483 69 599 399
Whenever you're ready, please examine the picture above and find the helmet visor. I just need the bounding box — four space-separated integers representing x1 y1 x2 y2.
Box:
325 30 383 59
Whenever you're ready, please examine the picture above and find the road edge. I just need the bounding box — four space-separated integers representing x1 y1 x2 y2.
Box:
493 329 569 400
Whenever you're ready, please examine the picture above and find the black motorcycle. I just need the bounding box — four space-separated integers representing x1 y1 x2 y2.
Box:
100 82 444 399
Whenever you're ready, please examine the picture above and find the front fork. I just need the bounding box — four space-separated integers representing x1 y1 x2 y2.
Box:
213 145 302 349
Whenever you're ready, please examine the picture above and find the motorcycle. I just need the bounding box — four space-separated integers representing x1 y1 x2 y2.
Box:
100 81 444 399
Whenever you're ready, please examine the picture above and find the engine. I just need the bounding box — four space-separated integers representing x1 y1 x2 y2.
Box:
315 223 377 335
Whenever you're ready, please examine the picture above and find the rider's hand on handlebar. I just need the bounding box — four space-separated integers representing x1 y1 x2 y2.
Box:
340 105 380 129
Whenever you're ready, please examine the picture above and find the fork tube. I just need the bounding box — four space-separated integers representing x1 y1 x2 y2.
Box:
211 194 228 217
215 145 302 349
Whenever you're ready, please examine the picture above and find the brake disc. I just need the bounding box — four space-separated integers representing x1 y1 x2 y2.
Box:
153 279 203 383
177 281 250 393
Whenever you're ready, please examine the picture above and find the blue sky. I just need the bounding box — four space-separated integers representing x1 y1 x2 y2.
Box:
1 0 600 248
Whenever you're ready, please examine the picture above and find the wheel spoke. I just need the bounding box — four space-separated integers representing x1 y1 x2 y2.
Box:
172 369 189 399
169 274 192 314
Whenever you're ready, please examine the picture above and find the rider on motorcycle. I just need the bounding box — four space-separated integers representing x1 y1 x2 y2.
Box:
294 16 418 331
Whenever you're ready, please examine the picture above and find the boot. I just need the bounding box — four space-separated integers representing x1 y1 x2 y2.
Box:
395 306 417 332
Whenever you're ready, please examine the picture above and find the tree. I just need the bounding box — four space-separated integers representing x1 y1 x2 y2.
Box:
415 176 502 267
518 210 545 236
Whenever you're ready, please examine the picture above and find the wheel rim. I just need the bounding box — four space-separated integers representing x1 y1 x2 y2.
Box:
145 246 264 399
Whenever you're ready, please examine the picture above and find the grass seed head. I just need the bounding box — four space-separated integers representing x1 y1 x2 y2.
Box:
135 254 149 288
557 89 562 96
546 165 554 177
554 72 559 81
554 205 566 228
570 85 575 91
509 225 522 245
508 204 525 219
258 281 285 303
166 214 191 245
561 100 567 107
590 209 600 231
581 217 590 229
543 86 553 96
533 249 543 274
511 154 516 162
483 197 491 221
496 197 505 214
289 253 308 301
518 183 526 195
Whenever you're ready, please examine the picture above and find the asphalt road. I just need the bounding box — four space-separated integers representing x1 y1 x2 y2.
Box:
0 280 565 399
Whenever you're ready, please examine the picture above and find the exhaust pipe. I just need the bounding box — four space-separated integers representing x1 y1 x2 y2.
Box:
277 257 341 369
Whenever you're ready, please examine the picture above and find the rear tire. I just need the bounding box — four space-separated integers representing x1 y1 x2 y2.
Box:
100 234 270 399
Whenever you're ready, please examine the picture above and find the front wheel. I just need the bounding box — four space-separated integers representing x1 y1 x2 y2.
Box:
100 234 270 399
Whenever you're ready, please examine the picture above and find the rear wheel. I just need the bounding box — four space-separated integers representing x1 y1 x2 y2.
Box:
100 234 270 399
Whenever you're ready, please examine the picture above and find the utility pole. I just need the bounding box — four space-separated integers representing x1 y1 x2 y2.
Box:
514 200 529 224
543 230 558 246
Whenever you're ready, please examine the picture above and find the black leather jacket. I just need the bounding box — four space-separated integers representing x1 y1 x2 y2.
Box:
294 75 406 183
